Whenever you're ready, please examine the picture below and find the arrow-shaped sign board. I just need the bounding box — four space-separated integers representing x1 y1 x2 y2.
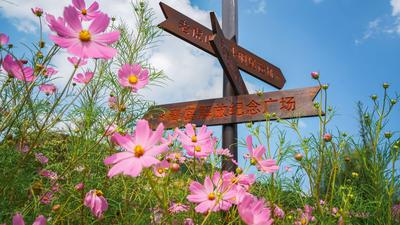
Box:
158 2 286 89
146 86 321 129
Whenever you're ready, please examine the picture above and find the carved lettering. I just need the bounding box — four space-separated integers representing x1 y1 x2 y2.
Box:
280 97 296 111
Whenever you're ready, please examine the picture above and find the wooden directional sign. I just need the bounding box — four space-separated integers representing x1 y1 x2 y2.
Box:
158 2 286 89
209 12 248 95
146 86 321 129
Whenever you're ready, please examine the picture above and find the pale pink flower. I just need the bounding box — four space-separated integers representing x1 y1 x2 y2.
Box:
2 54 35 82
67 56 87 67
39 169 58 180
39 84 57 95
72 0 100 21
187 172 236 213
73 71 94 84
117 64 149 92
238 195 273 225
183 218 194 225
222 171 255 191
12 213 46 225
104 124 117 136
31 7 43 17
35 153 48 164
104 119 168 178
161 132 178 146
44 67 58 77
108 95 117 109
153 160 170 177
47 6 119 59
84 189 108 219
216 148 233 158
246 135 279 173
17 144 30 154
0 33 9 47
176 124 213 158
168 203 189 213
297 205 315 224
166 152 186 164
284 166 291 172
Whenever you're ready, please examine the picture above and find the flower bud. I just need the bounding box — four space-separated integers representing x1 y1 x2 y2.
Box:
391 99 397 105
171 163 180 172
294 153 303 161
235 167 243 174
313 102 320 109
39 41 45 48
311 71 319 80
371 95 377 101
52 204 61 212
344 156 351 162
322 84 329 90
111 17 116 21
250 158 257 165
75 182 84 191
384 132 392 139
351 172 359 178
383 83 389 89
323 133 332 142
8 44 13 48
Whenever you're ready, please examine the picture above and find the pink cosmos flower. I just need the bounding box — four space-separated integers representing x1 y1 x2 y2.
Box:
176 124 213 158
117 64 149 92
104 119 168 178
238 195 273 225
274 205 285 219
108 95 117 109
39 169 58 180
187 172 236 213
166 152 186 164
84 189 108 219
35 153 48 164
39 84 57 95
73 71 94 84
47 6 119 59
72 0 100 21
12 213 46 225
168 203 189 213
40 191 53 205
222 171 255 191
311 71 319 79
184 218 194 225
2 55 35 82
75 182 84 191
44 67 58 77
0 33 9 47
31 7 43 17
216 148 233 158
153 159 170 177
67 56 87 67
161 132 178 146
104 124 117 136
246 135 279 173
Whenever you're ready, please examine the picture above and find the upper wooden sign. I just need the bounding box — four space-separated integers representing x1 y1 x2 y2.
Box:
146 86 321 129
158 2 286 89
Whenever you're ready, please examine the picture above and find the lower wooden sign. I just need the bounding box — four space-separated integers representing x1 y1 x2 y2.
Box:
146 86 322 129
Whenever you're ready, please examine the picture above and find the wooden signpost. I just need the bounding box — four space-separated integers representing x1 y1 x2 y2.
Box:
146 1 322 170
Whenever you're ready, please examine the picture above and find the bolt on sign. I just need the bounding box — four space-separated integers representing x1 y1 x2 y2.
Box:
145 2 322 129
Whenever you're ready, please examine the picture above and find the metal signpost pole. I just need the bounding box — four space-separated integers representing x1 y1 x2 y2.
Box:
222 0 238 171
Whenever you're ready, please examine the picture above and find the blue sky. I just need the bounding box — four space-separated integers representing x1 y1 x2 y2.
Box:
190 0 400 136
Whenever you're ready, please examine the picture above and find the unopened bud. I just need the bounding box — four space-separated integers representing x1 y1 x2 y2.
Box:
322 84 329 90
391 99 397 105
311 71 319 80
235 167 243 174
383 83 389 89
371 95 377 101
39 41 45 48
294 153 303 161
384 132 392 139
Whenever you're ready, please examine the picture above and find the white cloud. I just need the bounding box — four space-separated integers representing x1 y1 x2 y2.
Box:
247 0 267 15
0 0 257 104
391 0 400 16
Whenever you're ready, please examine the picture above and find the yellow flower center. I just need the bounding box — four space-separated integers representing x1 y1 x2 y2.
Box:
250 158 257 165
79 30 91 42
191 135 197 143
208 192 216 200
157 168 164 174
175 153 181 159
128 75 138 84
95 190 103 196
194 146 201 152
134 145 144 157
231 177 239 184
81 8 87 15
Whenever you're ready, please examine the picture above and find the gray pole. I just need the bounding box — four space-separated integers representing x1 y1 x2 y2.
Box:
222 0 238 171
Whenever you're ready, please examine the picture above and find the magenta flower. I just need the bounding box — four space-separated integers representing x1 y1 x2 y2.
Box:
311 71 319 79
184 218 194 225
35 153 48 164
238 195 273 225
274 205 285 219
84 189 108 219
44 67 58 77
72 0 100 21
39 84 57 95
47 6 119 59
39 169 58 180
67 56 87 67
73 71 94 84
75 182 84 191
31 7 43 17
12 213 46 225
2 55 35 82
40 191 53 205
187 172 236 213
0 33 9 47
246 135 279 173
153 159 170 177
117 64 149 92
104 119 168 178
176 124 213 158
168 203 189 213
